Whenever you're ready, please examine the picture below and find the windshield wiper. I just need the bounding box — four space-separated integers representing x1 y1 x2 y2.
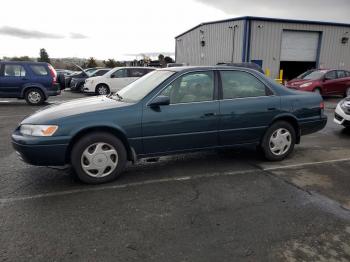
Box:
116 93 123 100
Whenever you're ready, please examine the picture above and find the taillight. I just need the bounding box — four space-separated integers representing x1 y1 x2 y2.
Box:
48 64 57 85
320 101 325 110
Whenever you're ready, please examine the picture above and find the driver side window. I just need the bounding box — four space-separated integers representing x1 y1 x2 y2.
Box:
325 71 336 80
111 69 127 78
160 71 214 104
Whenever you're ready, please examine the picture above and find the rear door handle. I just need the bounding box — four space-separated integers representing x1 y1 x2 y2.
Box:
268 107 276 111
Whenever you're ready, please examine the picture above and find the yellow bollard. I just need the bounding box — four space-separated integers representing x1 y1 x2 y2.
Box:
265 68 270 77
275 69 283 84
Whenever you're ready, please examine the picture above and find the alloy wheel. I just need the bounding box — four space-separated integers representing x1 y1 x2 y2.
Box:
81 142 118 177
28 91 42 104
269 128 292 156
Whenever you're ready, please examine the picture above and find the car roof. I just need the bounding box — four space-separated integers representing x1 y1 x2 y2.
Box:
157 65 261 74
0 61 48 65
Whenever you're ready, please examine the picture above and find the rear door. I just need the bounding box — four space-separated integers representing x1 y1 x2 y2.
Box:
0 63 27 97
218 70 280 145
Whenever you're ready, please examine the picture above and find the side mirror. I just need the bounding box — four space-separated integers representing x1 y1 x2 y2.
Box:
149 96 170 107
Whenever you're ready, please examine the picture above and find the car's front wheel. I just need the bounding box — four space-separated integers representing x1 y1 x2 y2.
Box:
71 132 127 184
95 84 110 95
24 88 45 105
260 121 296 161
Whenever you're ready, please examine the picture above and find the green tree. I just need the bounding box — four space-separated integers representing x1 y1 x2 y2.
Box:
38 48 50 63
164 56 174 64
103 59 118 68
86 57 97 68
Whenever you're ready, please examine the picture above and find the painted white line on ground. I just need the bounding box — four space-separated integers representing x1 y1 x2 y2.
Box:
0 101 10 103
263 157 350 171
1 157 350 205
0 169 257 204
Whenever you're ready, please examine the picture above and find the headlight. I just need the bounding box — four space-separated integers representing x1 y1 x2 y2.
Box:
300 82 313 88
20 125 58 137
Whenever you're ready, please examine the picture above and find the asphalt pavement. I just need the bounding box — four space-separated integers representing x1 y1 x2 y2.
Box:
1 91 350 262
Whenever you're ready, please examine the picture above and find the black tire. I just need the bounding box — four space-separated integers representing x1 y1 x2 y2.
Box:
95 84 110 95
260 121 296 161
24 88 45 105
57 74 66 89
71 132 127 184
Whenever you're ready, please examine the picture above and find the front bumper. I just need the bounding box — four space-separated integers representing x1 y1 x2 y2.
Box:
334 104 350 127
12 131 69 166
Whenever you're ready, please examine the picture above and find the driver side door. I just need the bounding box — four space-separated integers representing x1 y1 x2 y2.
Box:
141 71 220 155
108 69 129 92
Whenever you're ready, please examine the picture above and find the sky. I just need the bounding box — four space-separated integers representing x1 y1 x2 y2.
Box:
0 0 349 60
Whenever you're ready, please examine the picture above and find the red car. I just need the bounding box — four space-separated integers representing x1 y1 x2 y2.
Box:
286 69 350 97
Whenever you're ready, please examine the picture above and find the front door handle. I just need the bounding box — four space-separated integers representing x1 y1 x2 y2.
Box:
268 107 276 111
203 112 216 117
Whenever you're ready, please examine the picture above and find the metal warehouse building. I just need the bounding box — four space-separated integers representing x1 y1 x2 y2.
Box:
175 16 350 80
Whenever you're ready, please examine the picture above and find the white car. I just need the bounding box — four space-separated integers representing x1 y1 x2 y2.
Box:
334 97 350 129
83 67 155 95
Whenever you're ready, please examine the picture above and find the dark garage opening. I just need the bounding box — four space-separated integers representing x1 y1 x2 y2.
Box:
280 61 317 81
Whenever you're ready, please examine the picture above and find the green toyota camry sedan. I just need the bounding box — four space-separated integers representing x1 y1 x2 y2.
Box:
12 66 327 184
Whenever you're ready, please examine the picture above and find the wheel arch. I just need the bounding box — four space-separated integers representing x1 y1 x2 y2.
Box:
268 114 301 144
65 125 135 164
95 83 110 92
21 84 48 99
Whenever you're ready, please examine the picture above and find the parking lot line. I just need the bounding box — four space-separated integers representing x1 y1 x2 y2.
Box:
263 157 350 171
1 157 350 205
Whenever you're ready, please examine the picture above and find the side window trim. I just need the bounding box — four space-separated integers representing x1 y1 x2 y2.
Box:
217 69 275 100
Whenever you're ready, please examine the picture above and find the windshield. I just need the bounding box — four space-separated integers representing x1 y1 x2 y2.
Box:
113 70 175 103
298 70 327 80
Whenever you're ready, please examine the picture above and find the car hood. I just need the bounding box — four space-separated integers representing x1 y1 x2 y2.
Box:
87 76 102 81
287 78 319 86
22 96 131 124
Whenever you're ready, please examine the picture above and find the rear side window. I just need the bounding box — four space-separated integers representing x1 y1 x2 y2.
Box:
30 65 48 76
220 71 268 99
4 64 26 77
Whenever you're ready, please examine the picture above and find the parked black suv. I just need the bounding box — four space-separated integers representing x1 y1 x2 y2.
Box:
0 61 60 105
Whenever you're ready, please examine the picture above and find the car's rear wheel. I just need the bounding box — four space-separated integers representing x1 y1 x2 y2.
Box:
345 87 350 98
96 84 110 95
71 132 127 184
260 121 296 161
24 88 45 105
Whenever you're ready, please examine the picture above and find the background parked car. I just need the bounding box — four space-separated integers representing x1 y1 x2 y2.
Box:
334 97 350 129
64 67 101 90
70 68 111 92
286 69 350 97
0 61 60 105
83 67 155 95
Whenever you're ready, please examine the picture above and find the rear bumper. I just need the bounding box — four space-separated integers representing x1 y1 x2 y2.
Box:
300 116 327 136
12 131 69 166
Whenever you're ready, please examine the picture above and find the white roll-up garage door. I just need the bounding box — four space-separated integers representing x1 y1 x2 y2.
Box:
280 31 319 61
